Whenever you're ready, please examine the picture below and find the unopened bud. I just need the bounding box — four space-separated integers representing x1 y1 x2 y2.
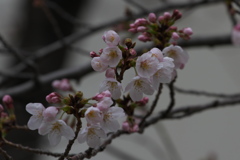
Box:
163 12 171 20
129 49 137 56
0 104 4 112
183 27 193 36
90 51 98 58
124 38 132 48
2 95 14 109
46 92 61 104
148 13 157 23
171 32 180 40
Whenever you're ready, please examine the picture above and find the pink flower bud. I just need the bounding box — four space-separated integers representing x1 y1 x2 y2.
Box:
98 49 103 54
52 79 72 91
172 10 182 20
122 121 130 131
148 13 157 23
129 49 137 56
90 51 98 58
183 27 193 36
93 90 112 101
163 12 171 19
43 106 58 122
128 28 137 33
171 32 180 40
158 16 164 22
105 68 115 78
2 95 14 109
0 104 4 112
135 18 148 26
169 26 178 31
46 92 61 104
137 26 147 32
138 35 151 42
129 23 136 28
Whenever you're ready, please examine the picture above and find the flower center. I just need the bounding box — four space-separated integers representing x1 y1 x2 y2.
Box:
52 122 62 132
140 60 150 70
109 50 118 59
134 79 143 88
167 50 176 58
107 81 117 90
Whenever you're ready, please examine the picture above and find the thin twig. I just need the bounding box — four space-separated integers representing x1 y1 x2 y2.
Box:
163 77 176 117
59 118 82 160
3 138 62 157
139 83 163 130
174 86 240 98
0 148 13 160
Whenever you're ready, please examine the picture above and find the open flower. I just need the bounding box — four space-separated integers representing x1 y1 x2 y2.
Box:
100 106 125 132
91 57 108 72
100 46 122 67
26 103 45 130
136 52 159 78
85 107 103 125
99 78 122 99
102 30 120 46
125 76 154 101
152 57 174 88
162 45 189 69
38 120 75 146
77 125 107 148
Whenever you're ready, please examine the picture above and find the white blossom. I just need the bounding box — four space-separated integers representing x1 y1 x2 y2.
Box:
100 46 122 67
99 78 122 99
102 30 120 46
152 57 174 88
136 52 159 78
38 120 75 146
85 107 103 125
26 103 45 130
162 45 189 69
100 106 125 132
125 76 154 101
91 57 108 72
77 125 107 148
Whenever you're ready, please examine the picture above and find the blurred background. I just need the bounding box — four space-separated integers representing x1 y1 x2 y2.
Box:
0 0 240 160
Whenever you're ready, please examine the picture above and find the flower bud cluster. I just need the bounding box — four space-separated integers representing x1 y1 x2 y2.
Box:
231 23 240 46
0 95 16 136
128 10 192 44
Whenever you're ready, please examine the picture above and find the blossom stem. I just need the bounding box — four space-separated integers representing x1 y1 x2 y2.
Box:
0 147 12 160
2 138 62 157
58 117 82 160
138 83 163 130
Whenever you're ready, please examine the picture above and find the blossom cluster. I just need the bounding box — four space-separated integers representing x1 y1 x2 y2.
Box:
91 30 189 101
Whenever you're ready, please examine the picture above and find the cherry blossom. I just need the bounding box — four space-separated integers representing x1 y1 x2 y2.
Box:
125 76 154 101
100 46 122 67
136 52 159 78
100 106 125 132
42 106 58 122
38 120 75 146
96 97 113 111
77 125 107 148
231 23 240 46
102 30 120 46
92 90 112 101
162 45 189 69
26 103 45 130
99 78 122 99
85 107 103 125
91 57 108 72
149 47 163 62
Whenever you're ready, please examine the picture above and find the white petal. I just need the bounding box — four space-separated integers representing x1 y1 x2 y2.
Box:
102 120 120 132
48 131 61 146
77 128 87 144
91 57 108 72
130 88 143 101
38 122 52 135
60 122 75 140
108 107 125 119
26 103 45 115
27 116 43 130
94 128 107 139
87 135 101 148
